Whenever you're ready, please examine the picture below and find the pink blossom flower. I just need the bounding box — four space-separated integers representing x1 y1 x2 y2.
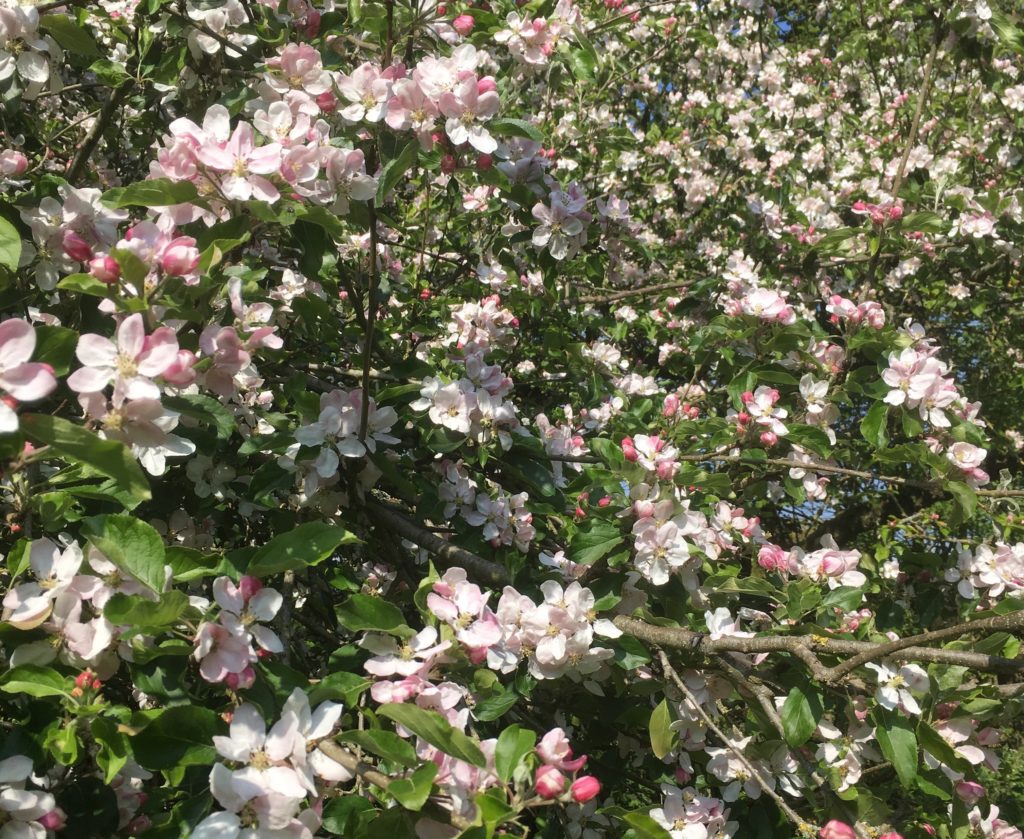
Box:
68 314 179 400
820 821 858 839
535 765 567 799
439 76 500 154
337 62 392 123
197 122 283 203
0 318 57 432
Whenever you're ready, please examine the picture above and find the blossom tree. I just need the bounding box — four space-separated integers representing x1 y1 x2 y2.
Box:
1 0 1024 837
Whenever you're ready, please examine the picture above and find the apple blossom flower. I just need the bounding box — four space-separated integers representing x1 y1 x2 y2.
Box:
2 538 84 629
197 121 283 203
0 318 57 432
865 661 930 715
68 314 179 400
535 765 567 799
337 62 392 123
439 76 500 154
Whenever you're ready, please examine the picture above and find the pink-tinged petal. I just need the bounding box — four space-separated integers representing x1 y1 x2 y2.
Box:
202 105 232 142
308 702 344 740
229 703 267 752
265 715 299 762
67 366 112 394
248 588 283 622
196 145 235 171
192 811 241 839
119 376 161 401
246 144 283 175
309 749 355 782
0 401 17 433
248 176 280 204
213 577 244 614
251 624 284 653
75 333 117 367
220 176 253 202
476 90 500 118
117 314 146 359
137 327 179 376
0 363 56 401
0 319 35 368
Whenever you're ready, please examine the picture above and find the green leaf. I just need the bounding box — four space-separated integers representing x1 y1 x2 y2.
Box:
164 394 236 440
916 722 972 774
821 586 864 612
473 688 518 722
32 325 78 376
246 521 360 577
860 402 889 449
490 118 544 143
41 14 101 57
649 697 677 759
388 762 437 811
21 414 150 502
101 178 199 208
568 32 600 80
103 591 190 629
945 481 977 526
0 216 22 272
335 594 411 636
131 706 224 770
92 717 129 783
308 671 371 708
494 724 536 783
781 685 822 747
376 140 419 204
81 514 167 594
0 665 70 698
378 703 486 768
622 812 673 839
322 796 374 836
874 710 918 788
569 519 624 566
786 424 832 457
337 730 418 768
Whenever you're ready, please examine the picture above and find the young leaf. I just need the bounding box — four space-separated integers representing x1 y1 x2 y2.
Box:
21 414 151 502
101 178 199 208
860 402 890 449
335 594 411 636
0 665 70 698
376 140 419 205
0 216 23 272
490 118 544 143
378 703 486 768
387 762 438 811
569 519 624 566
874 710 918 788
81 514 167 594
337 730 418 768
103 591 190 629
494 724 536 783
131 706 224 770
246 521 360 577
781 685 822 747
649 698 677 759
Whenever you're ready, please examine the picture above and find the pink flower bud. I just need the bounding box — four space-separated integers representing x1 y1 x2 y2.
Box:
922 825 936 836
239 575 263 603
955 781 986 805
621 437 638 461
441 154 458 174
452 13 474 34
662 394 680 417
820 821 857 839
888 204 903 220
852 200 867 212
759 431 778 447
316 91 338 112
674 766 692 784
570 776 601 803
535 765 567 800
879 834 903 839
160 236 200 276
633 499 654 519
655 459 678 480
89 255 120 284
597 495 611 507
62 230 93 262
476 153 493 171
38 809 66 830
735 411 750 425
302 8 322 37
0 149 28 177
437 3 446 12
162 350 198 387
225 665 256 691
477 76 497 94
740 390 754 404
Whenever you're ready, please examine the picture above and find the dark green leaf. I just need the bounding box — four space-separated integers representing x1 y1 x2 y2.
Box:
21 414 150 502
164 394 236 440
337 730 418 768
781 685 822 747
569 519 624 566
388 762 437 810
41 14 101 57
131 706 224 770
378 703 486 767
103 591 190 629
494 724 536 783
490 118 544 142
81 514 166 594
860 402 889 449
0 665 69 698
376 140 419 204
336 594 411 636
874 710 918 787
246 521 360 577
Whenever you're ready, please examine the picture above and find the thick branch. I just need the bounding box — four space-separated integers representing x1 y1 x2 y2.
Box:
364 503 511 588
614 615 1024 677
